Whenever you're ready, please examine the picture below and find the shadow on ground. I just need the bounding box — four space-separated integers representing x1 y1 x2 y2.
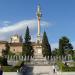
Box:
19 65 33 75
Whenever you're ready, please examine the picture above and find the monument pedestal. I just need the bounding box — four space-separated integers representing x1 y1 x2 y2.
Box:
33 43 49 65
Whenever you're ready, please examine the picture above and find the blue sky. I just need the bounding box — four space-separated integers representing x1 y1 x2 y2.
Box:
0 0 75 49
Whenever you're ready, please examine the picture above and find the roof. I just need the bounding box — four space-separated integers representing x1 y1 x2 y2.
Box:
0 41 42 46
9 43 23 46
31 42 42 46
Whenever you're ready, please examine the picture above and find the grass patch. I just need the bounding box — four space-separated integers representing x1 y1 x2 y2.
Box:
3 66 17 72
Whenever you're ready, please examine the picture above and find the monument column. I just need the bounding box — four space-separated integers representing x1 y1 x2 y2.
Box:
34 4 43 58
33 3 49 65
37 4 42 43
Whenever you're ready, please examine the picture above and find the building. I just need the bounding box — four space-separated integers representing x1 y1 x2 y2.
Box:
10 34 22 43
0 35 23 56
9 43 23 55
9 35 23 55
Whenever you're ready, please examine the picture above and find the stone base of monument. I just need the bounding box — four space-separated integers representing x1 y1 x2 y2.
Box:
33 66 51 75
20 65 51 75
32 55 49 65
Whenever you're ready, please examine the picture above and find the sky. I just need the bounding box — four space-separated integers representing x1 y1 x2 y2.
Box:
0 0 75 50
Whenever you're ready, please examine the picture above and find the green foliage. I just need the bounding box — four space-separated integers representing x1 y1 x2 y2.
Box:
3 66 13 72
24 26 31 43
14 61 24 68
5 42 10 54
23 26 33 56
2 42 10 56
62 66 75 72
0 57 8 66
3 66 19 72
51 50 56 56
8 51 15 56
42 31 51 57
3 61 24 72
72 56 75 61
52 48 60 57
56 61 64 71
59 36 73 57
64 50 74 57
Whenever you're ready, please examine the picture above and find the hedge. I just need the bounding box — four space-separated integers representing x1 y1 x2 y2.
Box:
62 66 75 72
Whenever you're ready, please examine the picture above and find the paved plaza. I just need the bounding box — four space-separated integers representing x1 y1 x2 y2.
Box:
2 65 75 75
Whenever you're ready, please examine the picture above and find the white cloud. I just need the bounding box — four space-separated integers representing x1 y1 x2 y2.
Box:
0 19 52 41
0 19 49 34
3 21 11 24
0 21 12 27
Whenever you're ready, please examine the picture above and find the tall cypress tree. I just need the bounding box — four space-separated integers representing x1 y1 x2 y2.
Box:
24 26 31 43
23 26 33 57
42 31 51 58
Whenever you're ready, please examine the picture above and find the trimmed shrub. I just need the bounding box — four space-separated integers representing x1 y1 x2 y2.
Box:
62 66 75 72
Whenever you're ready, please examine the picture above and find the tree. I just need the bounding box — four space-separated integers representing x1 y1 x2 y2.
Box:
65 49 74 57
23 26 33 57
68 50 74 57
24 26 31 43
59 36 73 57
0 57 8 66
52 48 60 57
51 50 56 57
1 42 9 66
5 42 10 55
42 31 51 58
2 42 10 56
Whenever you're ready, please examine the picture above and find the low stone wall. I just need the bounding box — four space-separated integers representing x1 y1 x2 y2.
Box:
3 72 19 75
60 72 75 75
